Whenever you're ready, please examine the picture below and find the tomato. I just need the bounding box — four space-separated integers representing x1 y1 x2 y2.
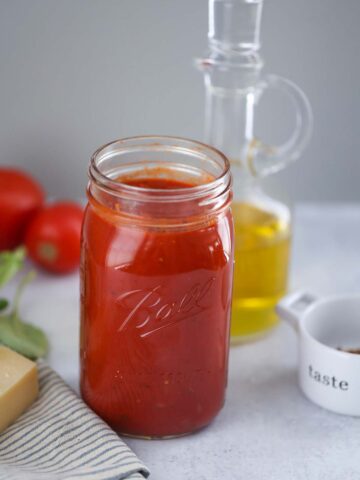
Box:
0 168 44 251
25 202 84 274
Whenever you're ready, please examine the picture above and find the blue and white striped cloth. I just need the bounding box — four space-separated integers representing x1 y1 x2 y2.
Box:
0 363 149 480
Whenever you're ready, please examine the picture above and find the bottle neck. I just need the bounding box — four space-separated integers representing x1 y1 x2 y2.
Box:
199 0 312 184
204 79 259 170
199 0 264 178
202 64 264 198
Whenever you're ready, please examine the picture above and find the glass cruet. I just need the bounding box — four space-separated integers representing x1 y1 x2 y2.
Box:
197 0 313 343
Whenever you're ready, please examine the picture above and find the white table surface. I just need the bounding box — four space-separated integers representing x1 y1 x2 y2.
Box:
5 204 360 480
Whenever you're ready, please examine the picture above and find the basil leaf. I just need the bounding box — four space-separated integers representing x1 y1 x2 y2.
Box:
0 316 48 359
0 298 9 311
0 247 26 287
0 257 49 360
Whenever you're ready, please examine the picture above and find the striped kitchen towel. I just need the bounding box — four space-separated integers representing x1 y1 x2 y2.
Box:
0 362 150 480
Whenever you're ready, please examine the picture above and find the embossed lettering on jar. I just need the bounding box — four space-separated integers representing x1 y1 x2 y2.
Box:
80 136 234 438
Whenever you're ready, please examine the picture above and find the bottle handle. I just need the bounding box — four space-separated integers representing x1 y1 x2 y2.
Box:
249 74 313 177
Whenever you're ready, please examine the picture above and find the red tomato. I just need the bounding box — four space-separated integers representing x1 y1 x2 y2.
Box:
0 168 44 250
25 202 84 274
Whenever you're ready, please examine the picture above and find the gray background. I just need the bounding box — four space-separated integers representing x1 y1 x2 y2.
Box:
0 0 359 203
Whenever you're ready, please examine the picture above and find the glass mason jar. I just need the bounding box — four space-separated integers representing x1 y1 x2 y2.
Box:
80 136 234 438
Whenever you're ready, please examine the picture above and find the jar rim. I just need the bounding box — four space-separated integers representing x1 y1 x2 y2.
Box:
89 135 231 203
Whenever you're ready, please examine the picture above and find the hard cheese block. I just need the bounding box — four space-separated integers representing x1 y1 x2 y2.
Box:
0 346 39 433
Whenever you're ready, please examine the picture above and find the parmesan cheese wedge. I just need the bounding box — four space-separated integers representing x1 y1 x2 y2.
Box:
0 346 38 433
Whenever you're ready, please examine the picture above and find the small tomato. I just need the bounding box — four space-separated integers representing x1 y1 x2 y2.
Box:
25 202 84 274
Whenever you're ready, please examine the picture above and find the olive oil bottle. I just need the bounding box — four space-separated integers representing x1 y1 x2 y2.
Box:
231 200 290 341
198 0 312 342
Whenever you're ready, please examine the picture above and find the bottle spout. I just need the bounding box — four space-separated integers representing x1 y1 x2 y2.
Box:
196 0 264 88
209 0 263 53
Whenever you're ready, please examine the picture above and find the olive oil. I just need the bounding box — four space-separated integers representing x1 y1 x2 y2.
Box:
231 202 290 343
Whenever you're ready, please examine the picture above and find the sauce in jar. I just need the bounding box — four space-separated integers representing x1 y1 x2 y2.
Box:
80 136 233 438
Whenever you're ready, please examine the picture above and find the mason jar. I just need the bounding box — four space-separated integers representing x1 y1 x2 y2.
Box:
80 136 234 438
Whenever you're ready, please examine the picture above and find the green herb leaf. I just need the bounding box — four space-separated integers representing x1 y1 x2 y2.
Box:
0 316 48 359
12 270 36 320
0 247 26 287
0 298 9 311
0 268 49 360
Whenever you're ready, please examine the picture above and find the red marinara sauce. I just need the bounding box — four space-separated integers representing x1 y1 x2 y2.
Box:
80 137 234 438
